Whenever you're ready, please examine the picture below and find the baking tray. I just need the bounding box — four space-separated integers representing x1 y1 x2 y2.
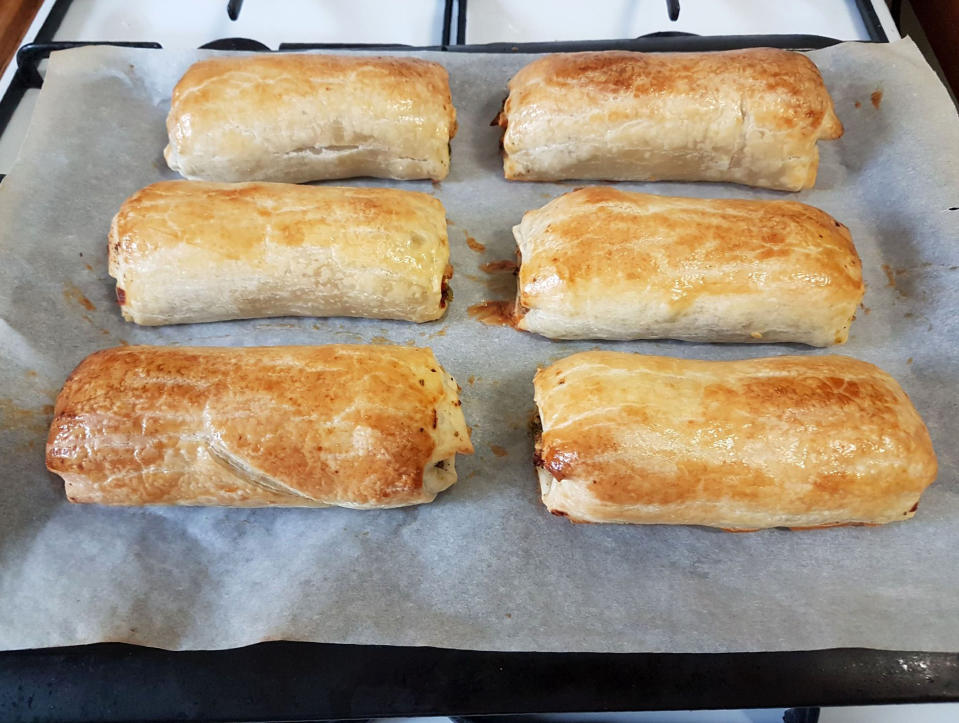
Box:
1 27 957 720
0 643 957 720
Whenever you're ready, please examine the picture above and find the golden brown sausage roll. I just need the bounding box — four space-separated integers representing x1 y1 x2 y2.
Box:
533 352 937 530
108 181 452 325
164 54 456 182
497 49 842 191
513 187 863 346
46 345 473 508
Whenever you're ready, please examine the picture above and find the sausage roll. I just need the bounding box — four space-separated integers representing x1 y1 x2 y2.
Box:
108 181 452 325
164 54 456 182
513 187 863 346
496 49 842 190
46 345 473 508
533 352 937 530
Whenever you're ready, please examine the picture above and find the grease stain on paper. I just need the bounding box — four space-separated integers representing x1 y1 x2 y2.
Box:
62 283 96 311
467 300 515 327
489 444 508 457
480 259 518 274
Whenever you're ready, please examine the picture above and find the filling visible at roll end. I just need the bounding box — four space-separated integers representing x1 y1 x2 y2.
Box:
414 354 472 503
439 264 454 312
422 457 459 499
427 353 474 493
531 408 565 518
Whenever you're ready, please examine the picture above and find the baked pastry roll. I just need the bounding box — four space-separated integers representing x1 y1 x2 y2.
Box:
164 54 456 182
533 352 937 530
513 187 863 346
46 345 473 508
109 181 452 325
496 48 842 190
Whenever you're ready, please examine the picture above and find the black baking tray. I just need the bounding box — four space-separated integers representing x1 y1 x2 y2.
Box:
1 643 957 721
3 1 957 721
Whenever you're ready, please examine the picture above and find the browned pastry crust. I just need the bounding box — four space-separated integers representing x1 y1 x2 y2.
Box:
533 352 937 530
46 345 473 508
497 48 842 190
164 54 456 182
108 181 451 325
513 187 864 345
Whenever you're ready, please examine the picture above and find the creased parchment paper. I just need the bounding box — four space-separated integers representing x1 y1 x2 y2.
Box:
0 39 956 653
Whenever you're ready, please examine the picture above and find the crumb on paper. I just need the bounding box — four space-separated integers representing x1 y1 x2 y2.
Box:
882 264 897 287
466 236 485 253
489 444 508 457
480 259 518 274
871 90 883 108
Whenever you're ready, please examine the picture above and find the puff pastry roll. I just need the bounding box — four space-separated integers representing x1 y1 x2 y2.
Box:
164 54 456 182
533 352 937 530
497 48 842 190
46 345 473 508
513 187 863 346
108 181 452 325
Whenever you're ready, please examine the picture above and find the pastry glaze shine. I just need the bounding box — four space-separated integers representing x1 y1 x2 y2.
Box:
534 352 937 530
109 181 451 325
513 187 863 346
46 345 474 508
498 49 842 190
165 54 456 182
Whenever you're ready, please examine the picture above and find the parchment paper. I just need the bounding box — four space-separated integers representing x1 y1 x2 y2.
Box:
0 39 956 653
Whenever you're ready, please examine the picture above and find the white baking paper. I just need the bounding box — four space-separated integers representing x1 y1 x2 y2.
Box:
0 39 956 653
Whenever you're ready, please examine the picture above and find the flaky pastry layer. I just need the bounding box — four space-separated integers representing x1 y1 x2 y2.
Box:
533 352 937 530
46 345 473 508
109 181 451 325
165 54 456 182
513 187 863 346
498 49 842 190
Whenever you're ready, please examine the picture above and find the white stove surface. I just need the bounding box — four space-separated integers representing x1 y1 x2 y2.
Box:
464 0 884 44
53 0 446 48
